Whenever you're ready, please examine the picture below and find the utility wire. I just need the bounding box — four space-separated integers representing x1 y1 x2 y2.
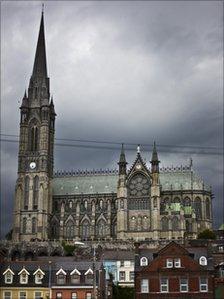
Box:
0 133 223 151
0 138 223 156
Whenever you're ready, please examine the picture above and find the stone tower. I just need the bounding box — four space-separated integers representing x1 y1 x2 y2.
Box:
12 11 56 242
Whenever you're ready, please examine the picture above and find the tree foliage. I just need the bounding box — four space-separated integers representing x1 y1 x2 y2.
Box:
112 285 134 299
197 229 216 240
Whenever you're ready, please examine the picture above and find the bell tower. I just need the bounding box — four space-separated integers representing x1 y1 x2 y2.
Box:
12 10 56 241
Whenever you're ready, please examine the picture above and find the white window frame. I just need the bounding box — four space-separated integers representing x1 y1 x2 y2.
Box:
140 257 148 266
5 272 13 284
3 291 12 299
19 291 27 299
86 293 92 299
35 273 43 284
160 277 169 293
71 293 77 299
166 259 173 268
34 291 42 299
141 279 149 293
199 256 207 266
56 293 62 299
180 278 188 292
20 273 28 284
200 277 208 292
174 258 181 268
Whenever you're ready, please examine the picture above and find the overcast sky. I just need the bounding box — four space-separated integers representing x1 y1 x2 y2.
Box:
1 1 223 237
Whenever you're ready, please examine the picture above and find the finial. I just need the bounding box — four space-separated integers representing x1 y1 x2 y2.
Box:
23 89 27 98
137 144 140 153
189 157 193 169
42 3 44 14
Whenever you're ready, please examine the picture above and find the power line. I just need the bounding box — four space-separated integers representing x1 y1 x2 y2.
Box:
0 133 223 151
0 138 223 156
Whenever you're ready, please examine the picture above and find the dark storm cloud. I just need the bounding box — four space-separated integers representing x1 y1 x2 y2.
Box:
1 1 223 237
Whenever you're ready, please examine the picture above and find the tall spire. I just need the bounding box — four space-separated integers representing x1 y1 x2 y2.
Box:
150 141 160 173
32 10 47 78
118 144 127 175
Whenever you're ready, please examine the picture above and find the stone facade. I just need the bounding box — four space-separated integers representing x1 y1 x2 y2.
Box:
12 12 212 243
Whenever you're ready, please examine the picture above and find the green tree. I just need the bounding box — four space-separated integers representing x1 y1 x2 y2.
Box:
112 284 134 299
197 229 216 240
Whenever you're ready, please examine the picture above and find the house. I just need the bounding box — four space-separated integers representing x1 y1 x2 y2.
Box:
0 261 50 299
135 241 214 298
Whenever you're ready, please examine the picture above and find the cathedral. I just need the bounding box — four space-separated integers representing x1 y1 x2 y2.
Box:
12 11 213 243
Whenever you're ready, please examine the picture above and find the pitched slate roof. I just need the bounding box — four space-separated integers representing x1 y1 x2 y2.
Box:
53 168 209 196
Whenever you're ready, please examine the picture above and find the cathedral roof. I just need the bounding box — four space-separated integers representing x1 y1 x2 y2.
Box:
52 167 210 196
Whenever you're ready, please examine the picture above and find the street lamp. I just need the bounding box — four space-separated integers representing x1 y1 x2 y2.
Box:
74 241 97 299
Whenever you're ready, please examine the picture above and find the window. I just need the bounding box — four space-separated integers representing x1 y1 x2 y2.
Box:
71 293 77 299
24 176 29 209
19 292 26 299
129 271 135 281
140 257 148 266
33 176 39 209
32 218 37 234
160 278 168 293
57 274 66 285
166 259 173 268
200 277 208 292
35 273 43 284
31 126 39 151
34 292 42 299
199 256 207 266
119 271 125 281
5 272 13 284
56 293 62 299
20 273 28 284
71 273 80 284
22 218 27 234
174 258 181 268
141 279 149 293
161 217 169 230
85 273 93 284
120 261 124 267
86 293 92 299
180 278 188 292
3 292 11 299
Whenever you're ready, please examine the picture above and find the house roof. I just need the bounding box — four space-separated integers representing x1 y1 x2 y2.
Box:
52 168 209 196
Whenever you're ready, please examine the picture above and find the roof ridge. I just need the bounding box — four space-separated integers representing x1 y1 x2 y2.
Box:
54 168 118 177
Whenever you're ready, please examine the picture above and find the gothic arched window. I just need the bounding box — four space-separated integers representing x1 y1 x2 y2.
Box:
195 197 202 219
24 176 30 209
32 218 37 234
81 220 90 240
172 217 179 230
33 176 39 209
22 218 27 234
66 220 74 239
97 219 107 237
31 126 39 151
161 217 169 231
184 197 191 206
206 198 210 219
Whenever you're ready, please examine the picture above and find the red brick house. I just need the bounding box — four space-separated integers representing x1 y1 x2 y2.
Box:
135 241 214 298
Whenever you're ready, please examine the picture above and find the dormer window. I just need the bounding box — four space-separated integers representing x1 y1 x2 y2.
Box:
70 268 81 284
3 268 15 284
199 256 207 266
56 268 66 285
140 257 148 266
18 268 30 284
85 268 93 284
33 268 45 284
174 258 181 268
166 259 173 268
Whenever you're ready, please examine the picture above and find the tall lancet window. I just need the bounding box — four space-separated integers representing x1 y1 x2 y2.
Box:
33 176 39 209
32 218 37 234
22 218 27 234
24 176 30 209
31 126 39 151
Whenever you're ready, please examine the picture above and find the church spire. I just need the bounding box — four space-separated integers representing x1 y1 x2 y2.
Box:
118 144 127 175
150 141 160 173
32 10 47 79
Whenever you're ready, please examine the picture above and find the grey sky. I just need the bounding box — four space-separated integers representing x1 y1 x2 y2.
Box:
1 1 223 237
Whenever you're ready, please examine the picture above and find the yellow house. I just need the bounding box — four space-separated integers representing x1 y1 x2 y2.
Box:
0 288 50 299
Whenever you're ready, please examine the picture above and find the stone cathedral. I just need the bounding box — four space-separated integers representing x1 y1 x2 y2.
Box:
12 12 213 243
